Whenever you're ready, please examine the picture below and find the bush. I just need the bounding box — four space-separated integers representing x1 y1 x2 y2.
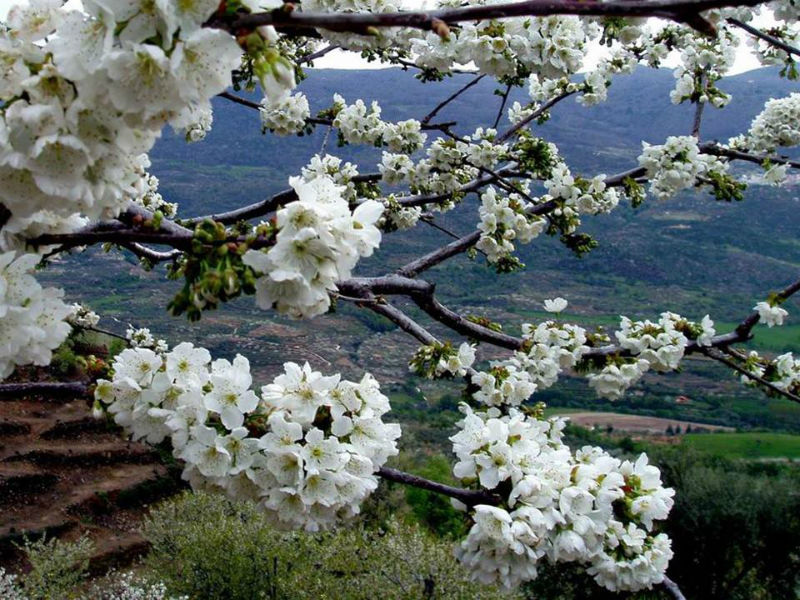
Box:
141 492 293 600
16 534 94 600
141 491 520 600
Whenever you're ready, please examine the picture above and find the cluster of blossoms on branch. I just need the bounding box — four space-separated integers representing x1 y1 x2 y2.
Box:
412 299 726 404
0 0 243 248
451 405 674 591
739 350 800 396
242 173 384 318
0 251 72 378
95 344 401 531
638 136 733 201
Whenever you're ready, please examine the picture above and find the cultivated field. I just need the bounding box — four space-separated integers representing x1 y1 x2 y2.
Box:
554 411 734 435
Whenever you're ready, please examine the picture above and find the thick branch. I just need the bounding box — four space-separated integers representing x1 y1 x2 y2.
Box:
701 143 800 170
398 231 482 278
222 0 769 37
32 229 193 250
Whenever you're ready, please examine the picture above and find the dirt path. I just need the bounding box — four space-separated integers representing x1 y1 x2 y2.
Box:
0 383 183 574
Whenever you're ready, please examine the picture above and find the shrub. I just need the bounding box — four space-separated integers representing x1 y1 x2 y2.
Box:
17 534 94 600
141 491 520 600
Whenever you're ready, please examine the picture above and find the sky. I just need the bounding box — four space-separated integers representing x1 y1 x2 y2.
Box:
0 0 777 74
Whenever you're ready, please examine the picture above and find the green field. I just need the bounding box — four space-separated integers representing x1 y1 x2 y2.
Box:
682 432 800 459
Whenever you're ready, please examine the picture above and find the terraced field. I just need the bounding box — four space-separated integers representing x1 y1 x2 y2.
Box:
0 379 183 573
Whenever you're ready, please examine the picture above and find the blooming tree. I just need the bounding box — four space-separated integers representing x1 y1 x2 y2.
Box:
1 0 799 596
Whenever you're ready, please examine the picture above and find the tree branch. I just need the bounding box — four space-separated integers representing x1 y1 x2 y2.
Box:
297 43 340 64
661 575 688 600
701 347 800 404
497 91 576 143
421 74 485 126
700 142 800 170
219 0 769 37
727 17 800 57
378 466 501 506
493 84 513 130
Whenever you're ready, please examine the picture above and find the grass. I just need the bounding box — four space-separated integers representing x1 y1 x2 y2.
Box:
682 432 800 459
542 406 585 417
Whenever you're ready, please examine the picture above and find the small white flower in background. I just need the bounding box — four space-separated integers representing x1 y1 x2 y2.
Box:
260 92 310 136
544 297 568 313
126 326 169 354
67 303 99 328
762 163 788 186
754 301 788 327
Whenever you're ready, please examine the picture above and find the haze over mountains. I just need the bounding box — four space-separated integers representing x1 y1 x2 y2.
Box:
43 66 800 430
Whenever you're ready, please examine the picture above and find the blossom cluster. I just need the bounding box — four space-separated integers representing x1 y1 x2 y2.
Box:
0 567 185 600
754 300 789 327
126 326 169 354
451 406 674 591
666 27 737 107
260 93 311 136
0 0 242 246
638 136 730 200
130 156 177 219
412 15 597 81
469 304 589 407
586 358 652 401
0 251 72 379
739 93 800 154
739 350 800 396
67 303 100 329
476 186 546 264
587 312 714 399
409 341 476 378
243 174 383 318
95 346 401 531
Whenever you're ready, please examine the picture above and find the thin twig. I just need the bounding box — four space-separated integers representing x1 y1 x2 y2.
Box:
727 17 800 57
297 43 340 64
701 347 800 404
496 91 576 142
422 74 485 125
493 84 513 130
218 90 261 110
378 466 501 506
661 576 688 600
691 76 706 138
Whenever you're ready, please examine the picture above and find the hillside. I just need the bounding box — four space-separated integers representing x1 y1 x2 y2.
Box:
40 66 800 432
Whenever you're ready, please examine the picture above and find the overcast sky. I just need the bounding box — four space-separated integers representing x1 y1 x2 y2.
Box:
0 0 774 74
